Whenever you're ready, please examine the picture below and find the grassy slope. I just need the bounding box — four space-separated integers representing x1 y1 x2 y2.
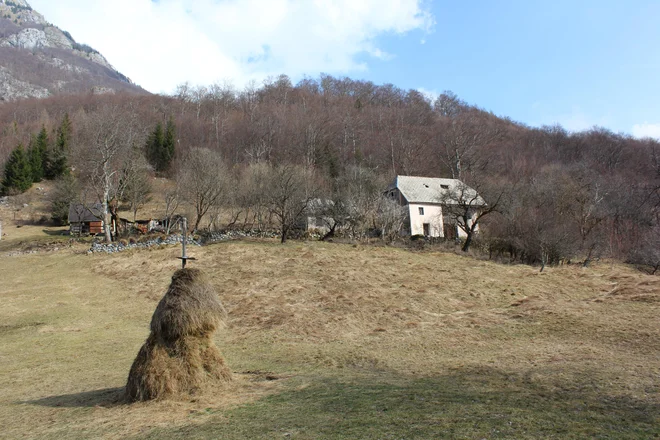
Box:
0 240 658 439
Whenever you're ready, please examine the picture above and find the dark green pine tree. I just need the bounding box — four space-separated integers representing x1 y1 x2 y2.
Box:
27 126 49 182
2 144 33 195
145 122 165 172
46 114 71 179
163 117 177 172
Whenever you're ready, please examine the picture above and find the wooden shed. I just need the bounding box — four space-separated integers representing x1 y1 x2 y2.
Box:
68 204 104 235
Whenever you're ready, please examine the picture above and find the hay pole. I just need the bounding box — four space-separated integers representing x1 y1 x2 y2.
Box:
177 217 196 269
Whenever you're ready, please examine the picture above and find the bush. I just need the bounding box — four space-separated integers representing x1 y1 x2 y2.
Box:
49 174 79 225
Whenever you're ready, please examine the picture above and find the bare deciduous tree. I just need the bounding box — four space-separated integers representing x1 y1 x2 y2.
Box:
433 90 468 118
121 149 152 221
374 196 407 242
325 165 386 240
238 162 272 232
74 105 145 242
629 223 660 274
162 183 180 234
434 111 503 179
178 147 228 233
264 164 317 243
440 179 508 252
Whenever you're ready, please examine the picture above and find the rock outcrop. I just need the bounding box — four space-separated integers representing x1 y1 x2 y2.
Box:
0 0 146 101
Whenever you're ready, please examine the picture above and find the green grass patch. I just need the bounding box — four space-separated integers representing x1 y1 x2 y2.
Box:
146 370 660 440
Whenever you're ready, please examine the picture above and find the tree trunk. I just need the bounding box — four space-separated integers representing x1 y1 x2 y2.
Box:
540 246 548 272
102 190 112 243
280 226 287 243
461 231 473 252
320 223 337 241
111 207 119 239
193 212 204 233
582 243 596 268
226 211 241 230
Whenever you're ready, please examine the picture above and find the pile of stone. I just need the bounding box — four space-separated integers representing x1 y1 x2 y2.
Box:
88 229 283 254
88 234 200 254
199 229 278 245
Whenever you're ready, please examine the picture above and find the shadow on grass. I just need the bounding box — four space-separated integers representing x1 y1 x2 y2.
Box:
24 387 125 408
144 367 660 440
41 228 69 236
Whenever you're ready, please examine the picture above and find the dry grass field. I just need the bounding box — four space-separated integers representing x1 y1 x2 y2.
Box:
1 233 659 439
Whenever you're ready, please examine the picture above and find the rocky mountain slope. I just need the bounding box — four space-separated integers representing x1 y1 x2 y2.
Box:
0 0 146 101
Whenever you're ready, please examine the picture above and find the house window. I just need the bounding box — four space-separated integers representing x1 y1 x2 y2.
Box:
441 184 449 189
418 207 424 215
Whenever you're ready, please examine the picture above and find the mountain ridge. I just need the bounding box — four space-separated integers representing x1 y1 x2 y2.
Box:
0 0 146 101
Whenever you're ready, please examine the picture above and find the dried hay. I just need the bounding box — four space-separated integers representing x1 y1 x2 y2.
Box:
604 283 660 303
591 271 660 303
125 268 232 402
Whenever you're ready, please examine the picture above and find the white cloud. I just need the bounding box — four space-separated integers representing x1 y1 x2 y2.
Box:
416 87 438 103
533 106 612 133
29 0 434 94
554 109 594 132
632 122 660 139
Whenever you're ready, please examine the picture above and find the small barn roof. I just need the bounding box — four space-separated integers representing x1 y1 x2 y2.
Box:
68 203 104 223
305 198 335 214
388 175 486 206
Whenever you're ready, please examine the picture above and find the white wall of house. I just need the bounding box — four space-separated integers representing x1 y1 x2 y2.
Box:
408 203 443 237
304 216 332 234
454 212 480 238
406 204 479 239
457 224 468 238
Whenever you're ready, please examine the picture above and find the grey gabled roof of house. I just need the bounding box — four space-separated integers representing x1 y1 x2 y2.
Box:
68 203 104 223
387 175 486 206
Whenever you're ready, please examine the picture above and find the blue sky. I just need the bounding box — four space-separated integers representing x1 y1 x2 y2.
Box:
29 0 660 137
373 0 660 136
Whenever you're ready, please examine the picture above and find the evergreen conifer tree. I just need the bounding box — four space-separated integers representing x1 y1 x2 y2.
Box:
27 138 43 183
46 114 71 179
163 117 177 171
28 127 49 182
145 122 165 172
145 119 177 173
56 113 72 151
2 144 33 195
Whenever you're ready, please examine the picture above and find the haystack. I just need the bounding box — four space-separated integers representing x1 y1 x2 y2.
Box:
125 268 232 402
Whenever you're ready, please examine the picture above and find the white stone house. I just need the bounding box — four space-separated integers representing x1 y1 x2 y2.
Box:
385 175 485 238
300 199 336 234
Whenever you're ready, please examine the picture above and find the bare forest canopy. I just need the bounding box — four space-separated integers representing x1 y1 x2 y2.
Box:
0 74 658 269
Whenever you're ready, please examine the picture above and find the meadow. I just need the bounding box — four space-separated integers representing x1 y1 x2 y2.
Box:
0 226 659 439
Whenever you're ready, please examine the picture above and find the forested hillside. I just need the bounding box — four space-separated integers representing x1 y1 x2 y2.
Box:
0 74 658 270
